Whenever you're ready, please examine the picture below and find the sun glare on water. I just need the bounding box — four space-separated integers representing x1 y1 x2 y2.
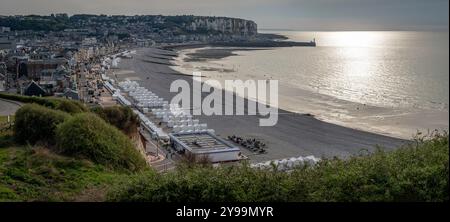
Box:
321 32 391 102
327 31 386 48
331 32 387 81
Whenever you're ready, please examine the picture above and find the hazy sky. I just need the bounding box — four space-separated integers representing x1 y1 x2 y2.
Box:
0 0 448 30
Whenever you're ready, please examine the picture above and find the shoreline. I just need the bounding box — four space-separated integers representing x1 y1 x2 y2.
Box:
112 47 407 162
158 33 315 52
171 45 449 140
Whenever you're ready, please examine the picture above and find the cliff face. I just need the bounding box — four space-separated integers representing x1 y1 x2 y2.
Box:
185 17 258 37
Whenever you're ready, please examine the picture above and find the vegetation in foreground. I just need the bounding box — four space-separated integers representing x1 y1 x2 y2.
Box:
108 132 448 202
0 146 131 201
91 106 139 136
14 104 70 145
0 94 448 202
56 113 146 171
0 96 147 201
2 128 447 202
0 93 88 114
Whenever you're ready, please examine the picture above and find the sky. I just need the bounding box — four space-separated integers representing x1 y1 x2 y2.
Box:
0 0 448 31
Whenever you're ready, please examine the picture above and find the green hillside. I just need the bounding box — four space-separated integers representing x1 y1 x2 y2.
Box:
0 95 448 202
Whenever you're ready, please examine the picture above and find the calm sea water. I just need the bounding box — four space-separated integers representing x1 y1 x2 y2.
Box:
270 31 449 110
173 31 449 138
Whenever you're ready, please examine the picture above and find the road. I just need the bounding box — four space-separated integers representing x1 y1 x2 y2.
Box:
0 98 21 116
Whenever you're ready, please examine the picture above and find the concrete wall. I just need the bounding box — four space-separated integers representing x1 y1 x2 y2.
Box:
194 150 240 163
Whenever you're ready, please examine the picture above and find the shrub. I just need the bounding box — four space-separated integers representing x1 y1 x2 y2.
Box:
108 165 292 202
91 106 139 135
0 93 87 114
55 113 146 171
55 100 88 114
0 93 58 108
13 104 70 145
297 132 449 202
108 133 449 202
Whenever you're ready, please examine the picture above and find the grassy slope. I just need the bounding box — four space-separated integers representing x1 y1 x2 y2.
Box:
0 128 448 202
0 128 146 202
0 115 14 129
0 95 148 201
0 116 14 123
0 146 126 201
0 94 448 202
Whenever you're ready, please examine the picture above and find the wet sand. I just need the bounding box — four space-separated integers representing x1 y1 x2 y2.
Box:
113 47 407 162
173 46 449 140
183 48 266 62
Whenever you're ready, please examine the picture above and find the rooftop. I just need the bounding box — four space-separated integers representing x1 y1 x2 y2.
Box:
170 132 240 154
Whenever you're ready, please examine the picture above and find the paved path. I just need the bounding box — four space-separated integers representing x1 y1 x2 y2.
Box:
0 98 21 116
140 128 178 172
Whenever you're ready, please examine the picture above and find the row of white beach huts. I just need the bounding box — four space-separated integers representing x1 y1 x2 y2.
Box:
104 77 217 140
104 77 321 168
251 155 321 171
103 78 169 139
100 57 321 167
118 79 216 135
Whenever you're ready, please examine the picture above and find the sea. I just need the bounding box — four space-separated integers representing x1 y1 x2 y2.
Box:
171 31 449 139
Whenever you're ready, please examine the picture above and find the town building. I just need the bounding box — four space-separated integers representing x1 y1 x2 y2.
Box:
0 37 15 50
0 26 11 33
24 80 47 96
170 131 241 163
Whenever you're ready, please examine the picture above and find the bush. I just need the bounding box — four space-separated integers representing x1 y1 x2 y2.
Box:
91 106 139 135
108 165 292 202
0 93 58 108
108 133 449 202
14 104 70 145
55 113 146 172
295 132 449 202
55 100 88 114
0 93 87 114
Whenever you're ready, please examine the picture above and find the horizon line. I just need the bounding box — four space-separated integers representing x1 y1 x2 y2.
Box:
0 13 448 32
